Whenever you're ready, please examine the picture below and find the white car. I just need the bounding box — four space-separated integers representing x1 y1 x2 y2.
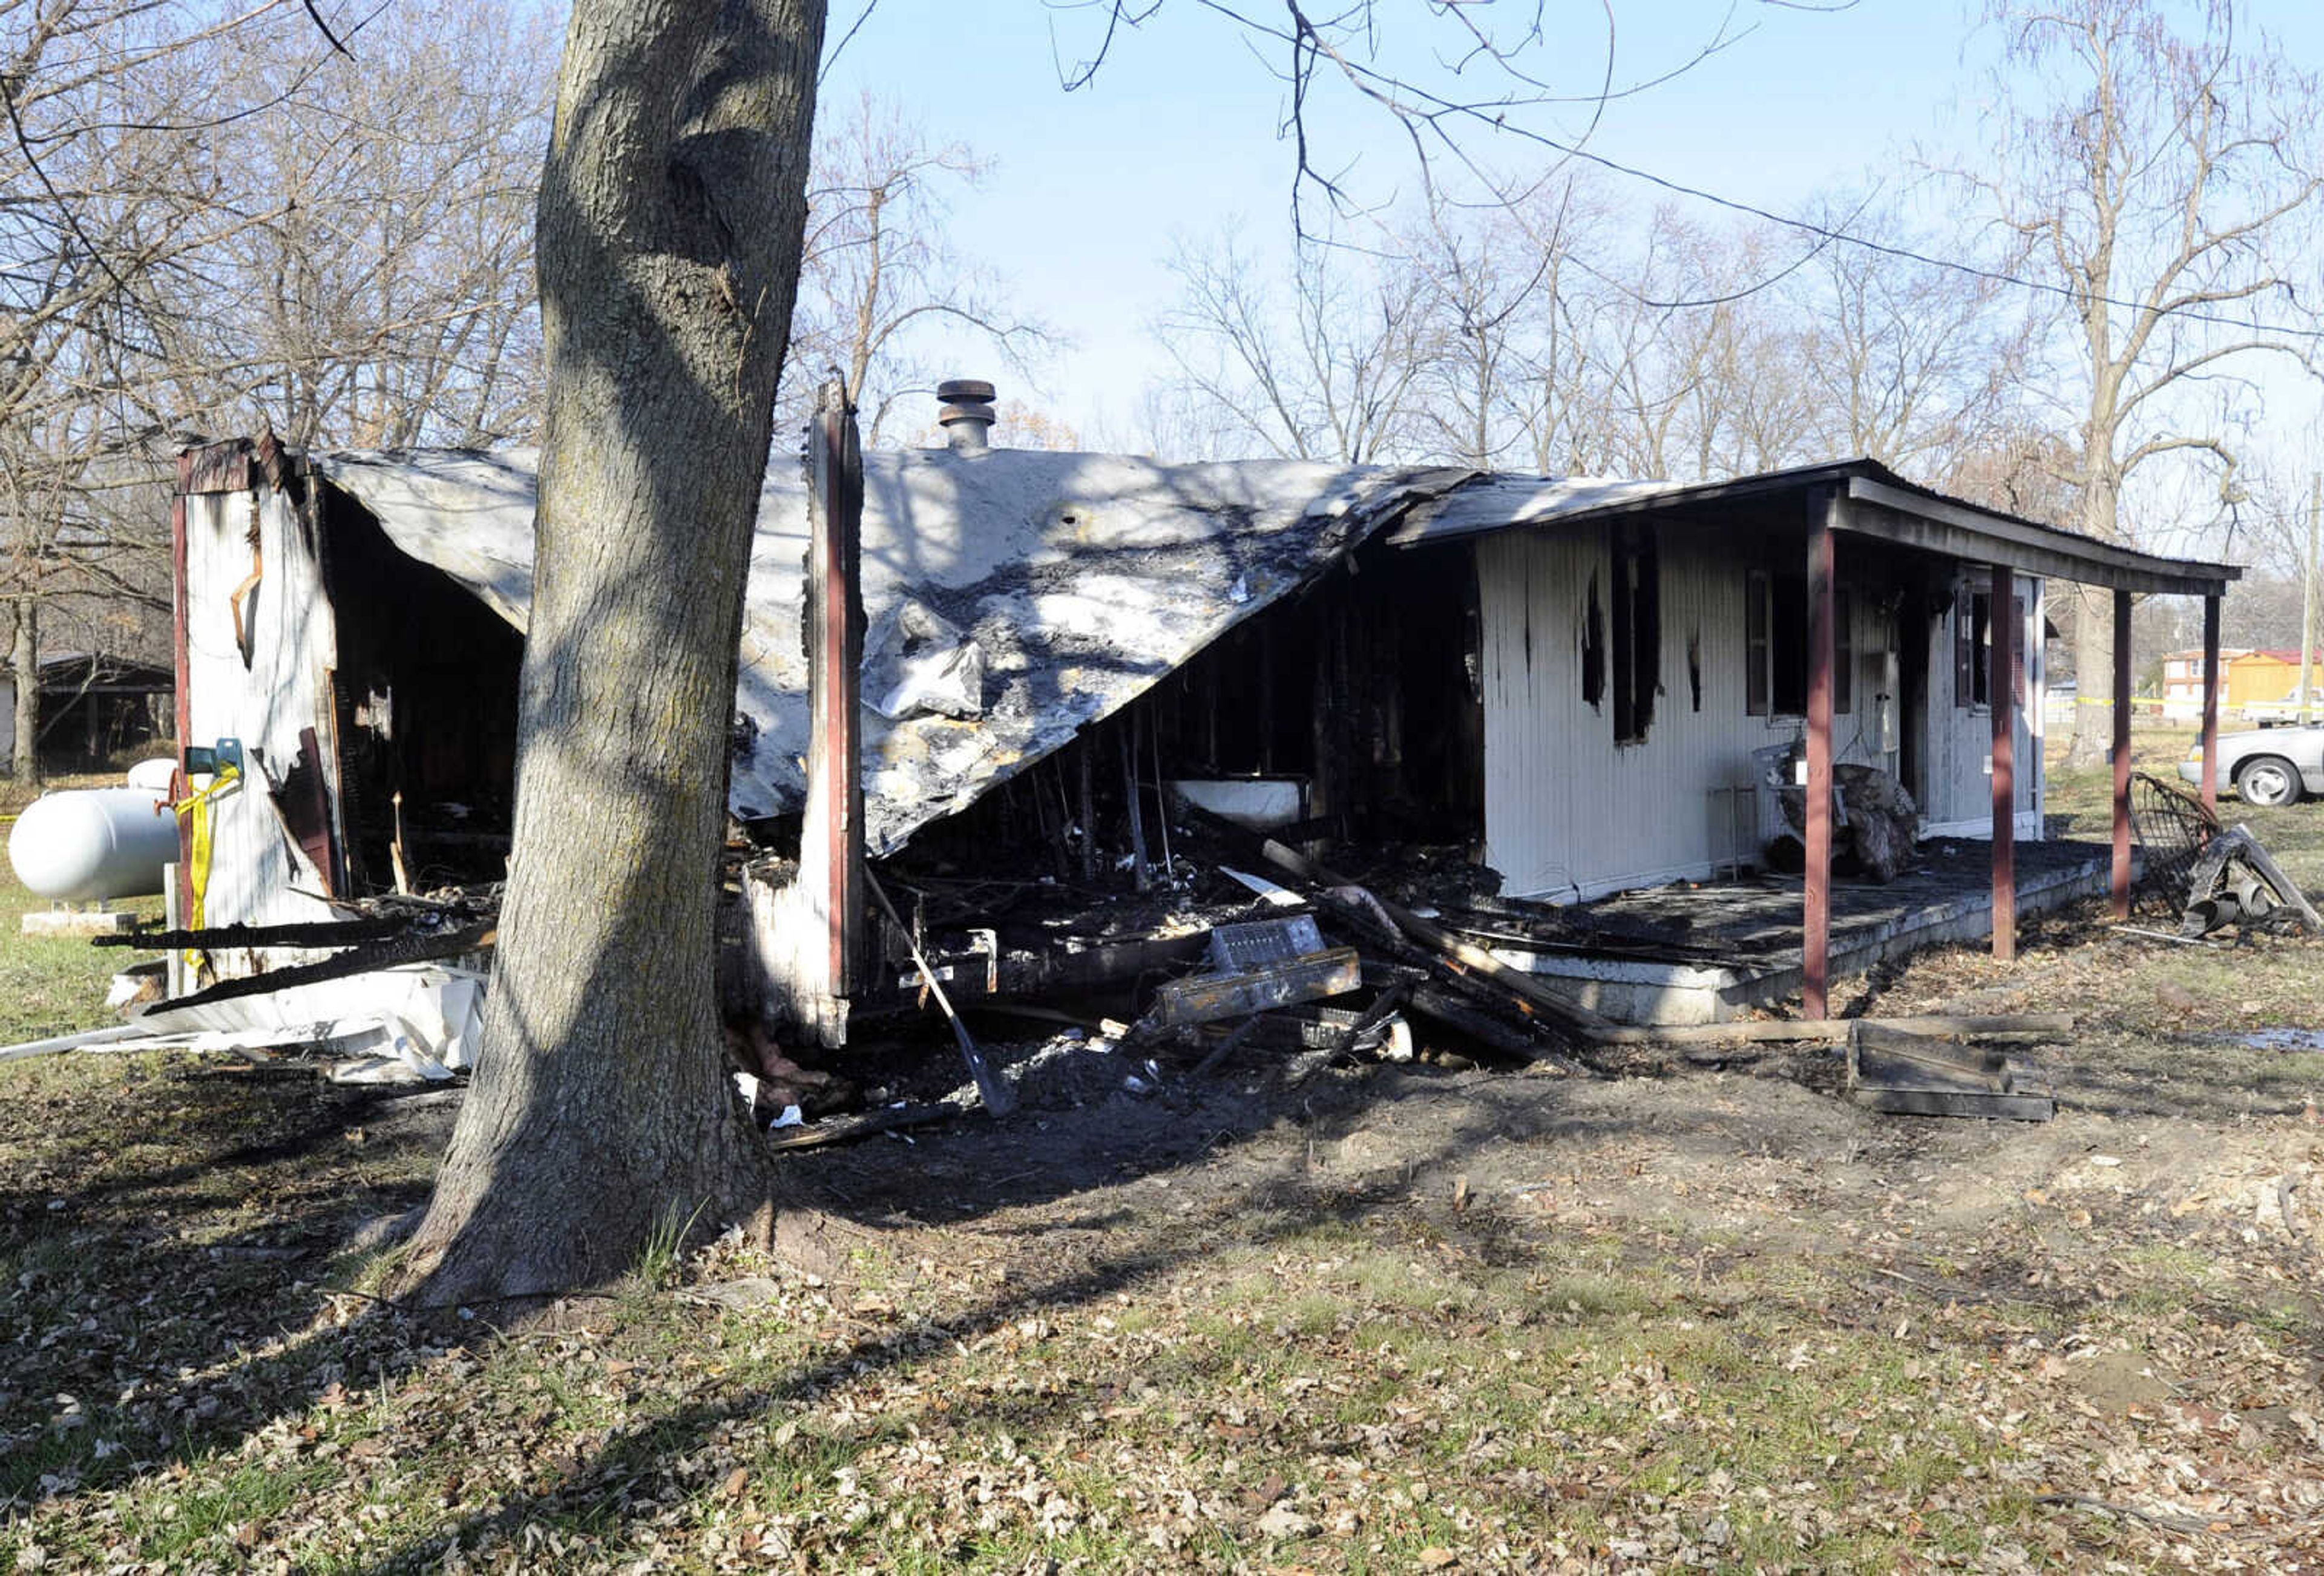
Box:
2242 687 2324 727
2179 725 2324 807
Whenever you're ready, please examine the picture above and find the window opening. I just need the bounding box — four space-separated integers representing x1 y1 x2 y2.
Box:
1609 522 1659 742
1747 570 1808 716
1580 571 1605 711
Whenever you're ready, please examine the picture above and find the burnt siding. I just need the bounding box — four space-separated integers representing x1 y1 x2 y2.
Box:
1478 530 1929 901
181 487 343 938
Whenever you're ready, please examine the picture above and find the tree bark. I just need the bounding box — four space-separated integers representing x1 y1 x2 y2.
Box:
11 596 38 786
393 0 827 1307
2064 436 2122 769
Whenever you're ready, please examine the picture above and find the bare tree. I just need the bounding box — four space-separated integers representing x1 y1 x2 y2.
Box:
1788 194 2034 476
1399 193 1571 470
1154 228 1433 463
0 0 302 780
159 0 553 447
1961 0 2321 765
392 0 826 1305
781 93 1049 447
2 0 552 778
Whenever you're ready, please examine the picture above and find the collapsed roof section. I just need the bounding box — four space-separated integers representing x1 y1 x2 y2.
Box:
310 447 2238 861
311 447 1485 855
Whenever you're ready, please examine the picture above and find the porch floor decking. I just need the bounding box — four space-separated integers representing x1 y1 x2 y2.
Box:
1500 838 2115 1026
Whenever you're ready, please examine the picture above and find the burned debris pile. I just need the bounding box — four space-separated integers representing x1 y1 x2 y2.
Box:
2122 772 2320 942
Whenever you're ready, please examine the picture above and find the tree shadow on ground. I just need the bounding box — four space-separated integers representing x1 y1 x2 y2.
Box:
0 1057 450 1508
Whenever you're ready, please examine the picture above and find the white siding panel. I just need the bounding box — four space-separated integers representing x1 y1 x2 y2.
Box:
1924 571 2043 829
180 487 342 933
1480 531 2023 901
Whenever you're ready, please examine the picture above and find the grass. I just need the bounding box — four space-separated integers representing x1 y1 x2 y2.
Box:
5 723 2323 1570
0 858 160 1046
2043 719 2324 882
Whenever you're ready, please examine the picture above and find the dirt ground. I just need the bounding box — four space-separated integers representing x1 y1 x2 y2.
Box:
7 905 2322 1571
5 741 2323 1571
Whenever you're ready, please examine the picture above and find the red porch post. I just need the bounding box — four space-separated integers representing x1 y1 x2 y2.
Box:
804 377 866 1001
1803 489 1837 1019
1989 563 2016 962
2199 594 2222 813
2110 587 2133 919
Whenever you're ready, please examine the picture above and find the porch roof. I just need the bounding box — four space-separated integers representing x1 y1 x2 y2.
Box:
1385 456 2241 597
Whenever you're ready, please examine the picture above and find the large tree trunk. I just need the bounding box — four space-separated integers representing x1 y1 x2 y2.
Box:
11 596 37 786
394 0 827 1307
2066 584 2113 769
2063 444 2121 769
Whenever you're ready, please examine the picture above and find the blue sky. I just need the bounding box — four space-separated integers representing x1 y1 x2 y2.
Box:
820 1 2324 468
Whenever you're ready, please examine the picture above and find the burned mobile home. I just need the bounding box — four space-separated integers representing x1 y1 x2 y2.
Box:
163 394 2239 1054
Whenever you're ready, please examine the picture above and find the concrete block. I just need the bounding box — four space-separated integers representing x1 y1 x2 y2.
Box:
21 908 138 937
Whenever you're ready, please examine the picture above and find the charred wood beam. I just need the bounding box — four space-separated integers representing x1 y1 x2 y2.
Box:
93 916 415 950
1149 947 1362 1028
993 932 1210 996
1404 985 1594 1077
136 922 495 1014
763 1100 963 1152
1588 1011 2074 1048
1245 833 1617 1040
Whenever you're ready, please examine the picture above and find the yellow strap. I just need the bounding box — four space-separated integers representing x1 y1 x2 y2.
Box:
170 766 240 961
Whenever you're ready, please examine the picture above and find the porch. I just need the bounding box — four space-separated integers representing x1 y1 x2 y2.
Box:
1488 836 2121 1025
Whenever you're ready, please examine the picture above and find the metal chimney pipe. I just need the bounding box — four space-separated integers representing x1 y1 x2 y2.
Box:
936 378 996 454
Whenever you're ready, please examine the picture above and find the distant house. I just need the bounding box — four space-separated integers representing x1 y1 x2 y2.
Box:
2159 646 2320 719
0 651 173 772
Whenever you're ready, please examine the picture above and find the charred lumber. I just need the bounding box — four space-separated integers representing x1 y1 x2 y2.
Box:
1589 1012 2075 1048
1121 727 1151 891
1223 858 1597 1062
94 916 413 950
1405 985 1597 1077
1077 748 1098 884
134 922 496 1014
1188 1014 1267 1079
1847 1023 2054 1121
1313 983 1413 1069
1246 835 1618 1040
763 1100 963 1152
991 932 1209 996
1150 947 1362 1027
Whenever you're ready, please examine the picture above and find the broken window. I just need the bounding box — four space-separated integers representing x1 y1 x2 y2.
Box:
1580 571 1605 711
1609 522 1659 743
1745 570 1808 717
1955 587 1992 708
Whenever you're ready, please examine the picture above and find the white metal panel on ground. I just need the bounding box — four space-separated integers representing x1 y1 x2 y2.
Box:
1480 531 1931 901
179 487 341 936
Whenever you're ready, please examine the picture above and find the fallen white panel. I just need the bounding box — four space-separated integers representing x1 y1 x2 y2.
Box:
135 965 486 1077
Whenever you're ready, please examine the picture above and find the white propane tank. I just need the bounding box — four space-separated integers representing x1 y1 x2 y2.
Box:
125 758 178 793
8 788 179 902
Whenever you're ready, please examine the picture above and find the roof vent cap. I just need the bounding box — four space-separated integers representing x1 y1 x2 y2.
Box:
936 378 996 455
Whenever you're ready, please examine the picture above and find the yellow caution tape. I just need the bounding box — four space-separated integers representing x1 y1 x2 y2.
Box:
169 766 241 969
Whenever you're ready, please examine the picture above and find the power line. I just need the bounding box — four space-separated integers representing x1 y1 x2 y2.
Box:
1187 0 2323 344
